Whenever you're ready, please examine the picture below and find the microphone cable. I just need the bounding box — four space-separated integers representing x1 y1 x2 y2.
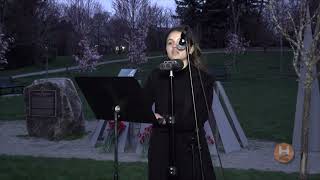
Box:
197 66 226 180
184 34 206 180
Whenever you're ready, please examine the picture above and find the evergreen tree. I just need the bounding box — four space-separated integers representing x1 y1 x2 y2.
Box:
175 0 229 48
4 0 42 67
175 0 205 28
175 0 269 48
200 0 229 47
4 0 59 68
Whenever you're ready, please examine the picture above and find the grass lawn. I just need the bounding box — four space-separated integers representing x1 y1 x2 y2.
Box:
207 51 298 142
224 79 297 142
0 155 319 180
0 51 299 142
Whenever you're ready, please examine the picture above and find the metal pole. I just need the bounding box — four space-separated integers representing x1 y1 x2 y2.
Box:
114 105 120 180
168 70 177 180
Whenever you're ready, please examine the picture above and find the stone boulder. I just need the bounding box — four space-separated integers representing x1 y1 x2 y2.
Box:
24 78 85 140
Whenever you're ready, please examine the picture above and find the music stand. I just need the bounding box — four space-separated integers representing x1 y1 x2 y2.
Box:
75 76 156 180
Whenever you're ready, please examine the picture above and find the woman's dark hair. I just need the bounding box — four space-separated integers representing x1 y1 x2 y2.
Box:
165 25 206 71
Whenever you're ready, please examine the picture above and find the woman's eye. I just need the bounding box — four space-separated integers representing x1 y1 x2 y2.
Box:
167 42 172 45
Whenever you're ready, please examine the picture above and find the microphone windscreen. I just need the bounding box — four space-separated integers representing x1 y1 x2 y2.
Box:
173 59 184 70
159 59 184 71
177 32 187 50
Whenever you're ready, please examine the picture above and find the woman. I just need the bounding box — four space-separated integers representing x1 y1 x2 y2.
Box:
144 25 216 180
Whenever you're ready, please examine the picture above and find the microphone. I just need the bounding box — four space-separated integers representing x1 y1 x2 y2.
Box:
177 31 187 50
159 59 184 71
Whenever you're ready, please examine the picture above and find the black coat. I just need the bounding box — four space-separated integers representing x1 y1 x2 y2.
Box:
144 65 216 180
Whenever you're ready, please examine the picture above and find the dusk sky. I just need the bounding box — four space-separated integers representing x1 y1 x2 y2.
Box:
101 0 176 13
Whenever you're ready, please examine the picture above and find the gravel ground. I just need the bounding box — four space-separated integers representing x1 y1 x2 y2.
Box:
0 120 319 174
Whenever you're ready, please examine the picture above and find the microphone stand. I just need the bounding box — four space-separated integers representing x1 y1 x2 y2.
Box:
113 105 120 180
185 41 205 180
167 70 177 180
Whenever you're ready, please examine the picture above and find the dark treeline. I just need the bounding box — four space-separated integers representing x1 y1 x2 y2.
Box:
1 0 317 69
0 0 175 69
175 0 277 48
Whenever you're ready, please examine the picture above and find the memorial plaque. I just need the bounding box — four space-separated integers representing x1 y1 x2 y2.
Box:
25 78 85 140
29 90 56 117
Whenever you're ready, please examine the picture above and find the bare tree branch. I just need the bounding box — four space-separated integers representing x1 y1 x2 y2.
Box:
313 6 320 42
297 1 307 64
268 1 301 48
309 2 320 23
113 0 150 64
309 3 320 66
273 15 300 47
291 43 301 77
65 0 98 37
270 1 320 179
287 10 299 38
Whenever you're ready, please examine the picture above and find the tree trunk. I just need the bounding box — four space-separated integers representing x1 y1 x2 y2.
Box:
232 53 239 73
299 72 312 180
280 36 283 73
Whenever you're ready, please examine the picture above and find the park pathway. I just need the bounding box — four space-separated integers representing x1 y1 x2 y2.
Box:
10 48 291 79
0 120 319 174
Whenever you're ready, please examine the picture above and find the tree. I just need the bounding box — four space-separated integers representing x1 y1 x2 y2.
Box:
113 0 151 65
268 1 320 179
148 4 177 28
64 0 99 37
263 0 297 72
229 0 271 47
91 11 111 54
0 24 14 65
175 0 205 28
175 0 231 47
64 0 103 70
35 0 61 63
54 19 74 56
175 0 275 48
146 5 177 51
224 0 253 72
108 16 129 49
0 0 7 24
73 37 101 72
224 31 249 72
175 0 204 43
3 0 60 68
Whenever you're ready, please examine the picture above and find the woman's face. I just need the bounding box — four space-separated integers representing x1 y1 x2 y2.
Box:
166 30 189 62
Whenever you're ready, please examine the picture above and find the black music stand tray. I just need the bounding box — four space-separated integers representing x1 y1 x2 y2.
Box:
75 76 155 180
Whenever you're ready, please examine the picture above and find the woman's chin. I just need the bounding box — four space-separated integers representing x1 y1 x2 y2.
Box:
169 57 182 60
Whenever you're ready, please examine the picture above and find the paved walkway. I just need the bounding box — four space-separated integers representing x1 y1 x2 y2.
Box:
11 55 164 79
0 120 319 174
10 48 292 79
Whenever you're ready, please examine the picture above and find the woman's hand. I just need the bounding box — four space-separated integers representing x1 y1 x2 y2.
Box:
154 113 166 125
